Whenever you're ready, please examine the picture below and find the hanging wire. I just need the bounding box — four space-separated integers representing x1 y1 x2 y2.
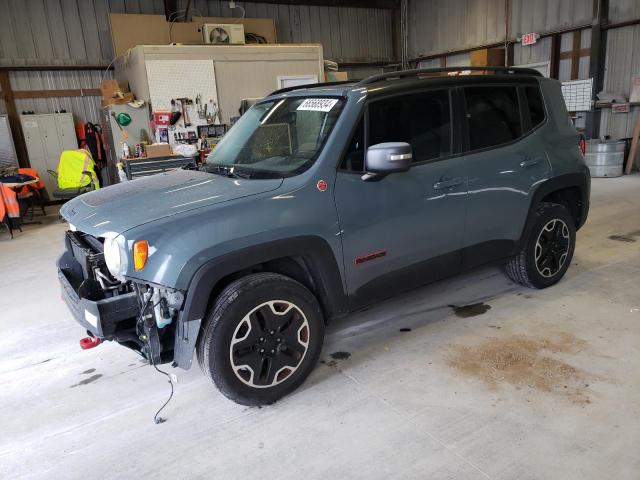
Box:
168 6 204 43
134 287 175 424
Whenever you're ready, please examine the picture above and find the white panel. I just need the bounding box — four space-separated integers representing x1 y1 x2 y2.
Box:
561 79 593 111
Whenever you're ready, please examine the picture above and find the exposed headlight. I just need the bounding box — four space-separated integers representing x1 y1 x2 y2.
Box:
103 235 128 277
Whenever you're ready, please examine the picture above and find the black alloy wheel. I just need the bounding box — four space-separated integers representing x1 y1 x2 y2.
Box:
230 300 310 388
534 218 571 278
198 272 324 405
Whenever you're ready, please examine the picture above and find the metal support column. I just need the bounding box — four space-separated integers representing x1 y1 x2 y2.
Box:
586 0 609 139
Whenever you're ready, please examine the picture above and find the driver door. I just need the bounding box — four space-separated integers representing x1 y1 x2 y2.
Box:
333 88 468 307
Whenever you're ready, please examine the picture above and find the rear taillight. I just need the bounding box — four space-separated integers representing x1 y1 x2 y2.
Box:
579 137 586 156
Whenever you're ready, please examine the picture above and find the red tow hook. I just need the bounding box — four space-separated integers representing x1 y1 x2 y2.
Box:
79 336 102 350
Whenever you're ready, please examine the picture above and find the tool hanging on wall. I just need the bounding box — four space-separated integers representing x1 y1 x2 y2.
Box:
206 99 221 124
169 100 180 130
177 98 193 127
196 94 207 119
111 112 129 140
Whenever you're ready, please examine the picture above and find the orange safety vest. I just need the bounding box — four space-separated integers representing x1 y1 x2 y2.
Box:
18 168 45 190
16 167 45 198
0 184 20 218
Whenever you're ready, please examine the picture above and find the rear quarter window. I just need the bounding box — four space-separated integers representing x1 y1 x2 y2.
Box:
525 86 546 129
464 86 522 151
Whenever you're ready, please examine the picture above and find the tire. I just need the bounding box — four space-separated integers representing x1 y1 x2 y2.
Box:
506 202 576 289
197 272 325 406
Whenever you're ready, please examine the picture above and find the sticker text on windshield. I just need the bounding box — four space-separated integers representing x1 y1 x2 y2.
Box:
297 98 339 112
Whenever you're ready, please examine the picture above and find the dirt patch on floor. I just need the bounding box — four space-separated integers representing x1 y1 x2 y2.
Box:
608 229 640 243
449 302 491 318
448 333 591 405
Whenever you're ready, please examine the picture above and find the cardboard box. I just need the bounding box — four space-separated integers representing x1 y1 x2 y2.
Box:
325 71 349 82
101 92 134 107
145 143 173 158
109 13 277 57
470 48 505 68
100 80 134 107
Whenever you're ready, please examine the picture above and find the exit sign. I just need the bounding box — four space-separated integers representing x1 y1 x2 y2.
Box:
522 32 538 46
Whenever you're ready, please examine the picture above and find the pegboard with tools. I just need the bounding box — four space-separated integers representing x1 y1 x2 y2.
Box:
145 59 222 145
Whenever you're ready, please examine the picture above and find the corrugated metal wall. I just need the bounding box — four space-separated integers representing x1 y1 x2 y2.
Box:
600 24 640 140
408 0 506 59
509 0 592 36
179 1 394 62
409 0 639 140
1 0 639 139
0 0 394 124
408 0 591 59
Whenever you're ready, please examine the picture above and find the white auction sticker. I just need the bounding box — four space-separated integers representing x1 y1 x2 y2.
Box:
297 98 339 112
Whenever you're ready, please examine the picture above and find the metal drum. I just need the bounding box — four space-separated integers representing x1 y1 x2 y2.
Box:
585 140 626 178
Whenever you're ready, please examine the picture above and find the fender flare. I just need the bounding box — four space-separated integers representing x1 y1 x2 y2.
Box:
517 171 590 249
173 236 347 369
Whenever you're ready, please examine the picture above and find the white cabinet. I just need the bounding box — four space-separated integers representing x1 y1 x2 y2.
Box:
20 113 77 195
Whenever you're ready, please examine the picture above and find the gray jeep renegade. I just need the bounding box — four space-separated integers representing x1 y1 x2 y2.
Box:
57 67 590 405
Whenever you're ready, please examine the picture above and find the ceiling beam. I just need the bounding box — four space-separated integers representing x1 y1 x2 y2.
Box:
241 0 400 9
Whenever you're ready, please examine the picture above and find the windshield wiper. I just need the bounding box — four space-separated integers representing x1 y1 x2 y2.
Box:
208 165 250 179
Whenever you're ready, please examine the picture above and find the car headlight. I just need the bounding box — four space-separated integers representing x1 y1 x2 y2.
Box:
103 235 128 277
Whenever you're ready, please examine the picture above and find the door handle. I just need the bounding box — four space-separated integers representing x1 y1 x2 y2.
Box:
433 177 463 190
520 158 541 168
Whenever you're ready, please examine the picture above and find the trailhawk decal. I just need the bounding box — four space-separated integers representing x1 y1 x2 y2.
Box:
297 98 339 112
355 250 387 265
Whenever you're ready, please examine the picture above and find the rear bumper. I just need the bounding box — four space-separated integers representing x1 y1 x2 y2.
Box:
57 250 139 338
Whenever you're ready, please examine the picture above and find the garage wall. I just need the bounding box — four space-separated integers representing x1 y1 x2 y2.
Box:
600 24 640 140
0 0 395 124
179 0 394 63
408 0 591 59
408 0 640 140
408 0 506 59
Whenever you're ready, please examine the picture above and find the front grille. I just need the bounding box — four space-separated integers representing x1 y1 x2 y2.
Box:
65 231 127 297
66 231 105 281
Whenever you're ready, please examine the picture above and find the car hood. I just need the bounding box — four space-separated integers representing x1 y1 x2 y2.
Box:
60 169 283 237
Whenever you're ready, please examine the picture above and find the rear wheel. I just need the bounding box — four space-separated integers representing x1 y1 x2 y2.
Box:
506 202 575 289
197 273 325 406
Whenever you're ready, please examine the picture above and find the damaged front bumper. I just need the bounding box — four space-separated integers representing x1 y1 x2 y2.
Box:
57 230 195 367
58 251 139 338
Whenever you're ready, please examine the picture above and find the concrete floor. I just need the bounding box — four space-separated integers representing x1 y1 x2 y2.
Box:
1 176 639 480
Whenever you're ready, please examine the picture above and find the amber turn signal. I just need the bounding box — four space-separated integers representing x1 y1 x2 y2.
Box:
133 240 148 271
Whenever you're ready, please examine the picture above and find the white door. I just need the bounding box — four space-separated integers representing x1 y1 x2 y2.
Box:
21 116 55 193
39 115 63 194
56 113 78 151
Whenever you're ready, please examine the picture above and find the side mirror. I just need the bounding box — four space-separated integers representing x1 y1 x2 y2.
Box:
363 142 412 180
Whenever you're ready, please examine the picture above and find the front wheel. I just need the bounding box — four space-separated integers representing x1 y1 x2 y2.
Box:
506 202 576 289
197 273 325 406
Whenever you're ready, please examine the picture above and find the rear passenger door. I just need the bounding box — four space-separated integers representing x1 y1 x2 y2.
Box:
461 83 551 266
334 88 468 306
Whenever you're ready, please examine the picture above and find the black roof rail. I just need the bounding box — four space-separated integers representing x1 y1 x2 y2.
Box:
355 66 542 87
268 80 357 97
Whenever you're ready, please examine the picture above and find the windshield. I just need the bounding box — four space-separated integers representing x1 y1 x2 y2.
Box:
206 97 345 178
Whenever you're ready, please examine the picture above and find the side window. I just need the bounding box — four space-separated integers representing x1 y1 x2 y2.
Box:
368 90 452 163
464 86 521 151
340 117 365 171
525 86 545 129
